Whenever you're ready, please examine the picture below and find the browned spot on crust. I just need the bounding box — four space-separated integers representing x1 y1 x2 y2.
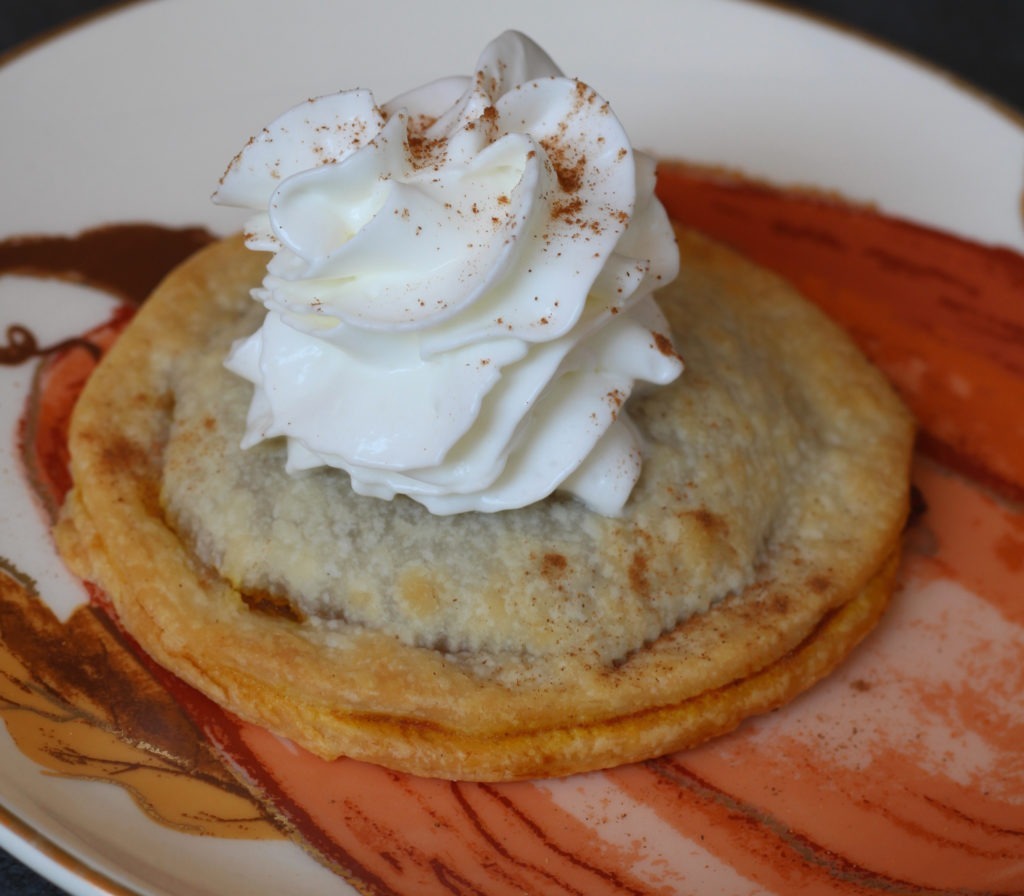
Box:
628 551 650 599
768 593 791 616
99 434 162 513
691 507 727 535
541 553 568 580
241 589 306 623
807 575 831 595
346 710 448 737
400 572 440 617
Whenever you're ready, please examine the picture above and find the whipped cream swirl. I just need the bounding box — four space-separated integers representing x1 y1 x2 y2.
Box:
213 31 682 515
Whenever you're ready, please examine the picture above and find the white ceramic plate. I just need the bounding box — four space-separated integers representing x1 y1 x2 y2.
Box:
1 1 1022 894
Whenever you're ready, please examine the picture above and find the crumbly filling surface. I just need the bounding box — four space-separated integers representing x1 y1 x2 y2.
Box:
160 274 813 668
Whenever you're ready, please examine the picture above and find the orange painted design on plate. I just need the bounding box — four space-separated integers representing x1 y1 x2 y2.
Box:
656 161 1024 502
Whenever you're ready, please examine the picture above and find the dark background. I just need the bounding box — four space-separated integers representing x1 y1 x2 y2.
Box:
2 0 1023 113
2 0 1023 114
0 1 1020 894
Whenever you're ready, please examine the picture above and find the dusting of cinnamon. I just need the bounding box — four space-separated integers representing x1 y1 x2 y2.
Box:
652 331 682 362
551 195 585 223
605 389 626 419
406 130 447 168
540 136 588 195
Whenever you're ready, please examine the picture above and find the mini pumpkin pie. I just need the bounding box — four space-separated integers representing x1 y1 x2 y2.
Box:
55 225 914 781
